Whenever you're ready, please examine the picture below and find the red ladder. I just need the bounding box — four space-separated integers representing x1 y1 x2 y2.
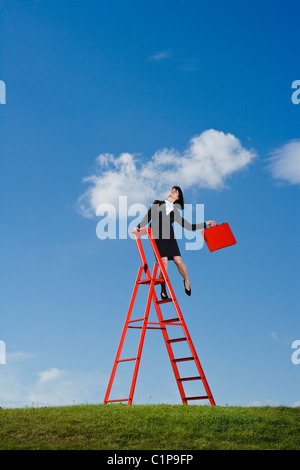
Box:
103 227 216 406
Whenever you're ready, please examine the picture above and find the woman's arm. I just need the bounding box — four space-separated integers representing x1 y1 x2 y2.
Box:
173 207 216 231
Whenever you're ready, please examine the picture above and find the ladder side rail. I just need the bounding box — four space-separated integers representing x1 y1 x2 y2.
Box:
103 266 144 404
128 263 159 404
135 231 148 269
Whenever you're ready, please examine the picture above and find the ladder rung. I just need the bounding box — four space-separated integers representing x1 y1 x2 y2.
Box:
127 320 163 327
128 321 161 325
167 337 187 343
155 298 173 305
146 326 164 329
137 278 165 285
105 398 129 403
161 317 180 323
147 322 165 329
178 376 202 382
172 356 194 363
129 326 164 330
117 357 137 362
185 395 209 401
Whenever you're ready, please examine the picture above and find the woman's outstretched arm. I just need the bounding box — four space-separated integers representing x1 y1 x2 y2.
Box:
173 206 216 231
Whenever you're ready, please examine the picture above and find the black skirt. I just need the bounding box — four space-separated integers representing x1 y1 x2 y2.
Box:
155 236 181 260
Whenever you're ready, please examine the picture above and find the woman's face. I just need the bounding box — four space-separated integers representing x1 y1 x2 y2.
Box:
168 187 179 200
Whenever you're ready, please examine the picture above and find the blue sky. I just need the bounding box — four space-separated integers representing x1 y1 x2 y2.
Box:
0 0 299 407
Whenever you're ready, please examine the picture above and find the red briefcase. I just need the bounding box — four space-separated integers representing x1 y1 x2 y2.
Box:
201 223 237 252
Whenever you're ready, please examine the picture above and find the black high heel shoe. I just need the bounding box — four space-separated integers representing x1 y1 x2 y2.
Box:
183 280 191 296
160 291 169 300
160 282 169 300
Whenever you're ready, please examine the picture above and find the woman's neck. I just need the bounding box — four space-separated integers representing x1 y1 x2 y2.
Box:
167 196 176 203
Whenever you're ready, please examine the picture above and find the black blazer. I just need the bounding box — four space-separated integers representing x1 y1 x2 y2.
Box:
137 200 206 240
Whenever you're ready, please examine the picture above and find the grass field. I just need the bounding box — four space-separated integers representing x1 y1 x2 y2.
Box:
0 404 299 450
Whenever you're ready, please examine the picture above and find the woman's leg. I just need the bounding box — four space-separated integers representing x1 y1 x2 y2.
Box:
159 257 168 297
173 256 190 291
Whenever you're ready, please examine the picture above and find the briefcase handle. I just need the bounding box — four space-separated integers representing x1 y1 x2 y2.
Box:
207 222 218 228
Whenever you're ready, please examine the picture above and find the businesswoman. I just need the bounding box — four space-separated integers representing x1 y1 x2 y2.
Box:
132 186 216 299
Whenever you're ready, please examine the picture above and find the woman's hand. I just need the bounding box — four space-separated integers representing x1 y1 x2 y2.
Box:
206 220 217 227
131 226 140 236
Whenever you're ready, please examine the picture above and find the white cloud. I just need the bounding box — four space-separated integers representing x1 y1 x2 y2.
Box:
77 129 256 218
6 351 35 362
38 367 64 384
271 331 279 340
148 49 171 61
268 139 300 185
270 331 293 345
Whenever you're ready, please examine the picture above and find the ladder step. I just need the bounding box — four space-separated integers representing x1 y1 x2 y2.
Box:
167 337 187 343
161 317 180 323
129 326 164 330
172 356 194 363
105 398 129 403
117 357 137 363
128 321 165 330
178 376 202 382
137 278 165 285
185 395 209 401
155 298 173 305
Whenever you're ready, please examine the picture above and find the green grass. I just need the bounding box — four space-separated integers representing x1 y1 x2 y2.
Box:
0 404 299 450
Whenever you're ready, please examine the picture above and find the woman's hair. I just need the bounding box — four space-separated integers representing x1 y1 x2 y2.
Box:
173 186 184 209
